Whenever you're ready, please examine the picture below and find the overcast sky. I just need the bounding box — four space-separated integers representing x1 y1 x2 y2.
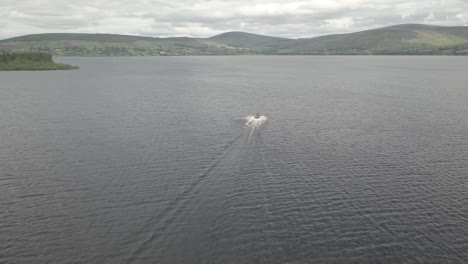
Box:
1 0 467 39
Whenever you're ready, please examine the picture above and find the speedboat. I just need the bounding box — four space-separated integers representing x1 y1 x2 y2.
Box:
246 113 266 126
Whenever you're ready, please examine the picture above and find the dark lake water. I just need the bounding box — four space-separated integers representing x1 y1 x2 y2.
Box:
1 56 468 264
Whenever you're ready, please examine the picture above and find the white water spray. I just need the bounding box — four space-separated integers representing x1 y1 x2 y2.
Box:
244 115 268 143
245 115 268 127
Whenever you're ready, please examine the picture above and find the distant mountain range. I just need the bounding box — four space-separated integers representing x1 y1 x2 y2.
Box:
1 24 468 56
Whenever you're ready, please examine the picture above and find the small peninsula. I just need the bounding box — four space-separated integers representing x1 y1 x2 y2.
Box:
0 52 78 71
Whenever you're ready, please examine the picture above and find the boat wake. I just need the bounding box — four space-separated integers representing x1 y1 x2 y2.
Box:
124 115 269 263
245 115 268 127
245 115 268 143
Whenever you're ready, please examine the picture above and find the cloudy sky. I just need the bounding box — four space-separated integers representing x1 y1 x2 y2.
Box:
0 0 467 39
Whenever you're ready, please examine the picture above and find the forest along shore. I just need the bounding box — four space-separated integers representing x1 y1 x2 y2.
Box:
0 52 78 71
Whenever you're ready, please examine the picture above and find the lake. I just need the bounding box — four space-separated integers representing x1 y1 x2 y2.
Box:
1 56 467 263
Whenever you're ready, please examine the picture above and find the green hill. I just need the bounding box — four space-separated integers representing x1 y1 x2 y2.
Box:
207 31 292 53
0 33 252 56
280 24 468 54
1 33 159 42
1 24 468 56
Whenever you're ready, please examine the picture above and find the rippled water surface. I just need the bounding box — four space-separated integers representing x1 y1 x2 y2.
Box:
1 56 468 264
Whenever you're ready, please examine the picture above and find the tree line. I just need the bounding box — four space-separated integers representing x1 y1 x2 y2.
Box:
0 51 53 63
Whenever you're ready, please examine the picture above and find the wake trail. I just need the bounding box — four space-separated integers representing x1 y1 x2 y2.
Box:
124 116 267 263
245 115 268 144
256 134 280 241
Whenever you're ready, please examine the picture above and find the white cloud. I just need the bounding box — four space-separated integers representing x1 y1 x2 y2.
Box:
456 12 468 25
0 0 467 39
325 17 355 30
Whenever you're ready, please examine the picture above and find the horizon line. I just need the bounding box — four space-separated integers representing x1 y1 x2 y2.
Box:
2 23 466 41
